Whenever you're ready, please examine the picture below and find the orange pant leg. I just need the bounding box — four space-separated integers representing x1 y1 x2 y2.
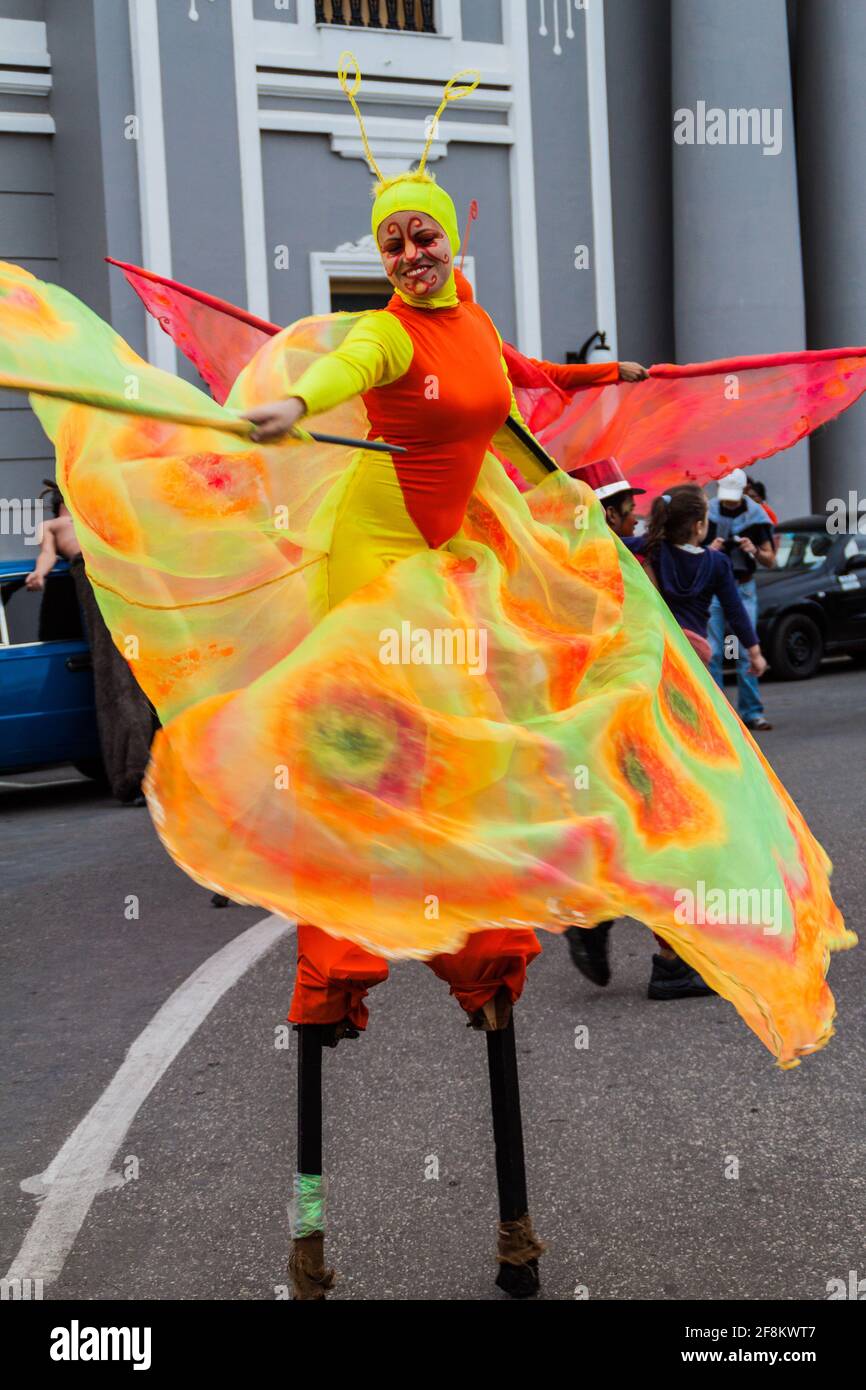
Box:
426 929 542 1017
288 922 390 1030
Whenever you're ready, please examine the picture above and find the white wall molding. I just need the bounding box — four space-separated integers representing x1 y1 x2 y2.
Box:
259 108 512 158
0 70 51 98
257 71 511 114
503 0 541 355
231 0 271 320
0 112 53 134
127 0 176 373
0 18 50 69
330 132 447 173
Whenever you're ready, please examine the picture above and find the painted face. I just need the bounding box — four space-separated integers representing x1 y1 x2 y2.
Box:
376 210 452 299
607 494 637 537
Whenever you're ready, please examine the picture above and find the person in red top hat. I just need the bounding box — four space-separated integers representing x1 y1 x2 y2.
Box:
566 456 646 539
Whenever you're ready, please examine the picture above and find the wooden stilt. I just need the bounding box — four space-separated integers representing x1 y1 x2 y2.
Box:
485 1014 544 1298
289 1025 335 1300
297 1024 323 1176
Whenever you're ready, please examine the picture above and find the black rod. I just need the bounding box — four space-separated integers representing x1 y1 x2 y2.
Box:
485 1017 529 1222
504 414 559 474
297 1025 323 1175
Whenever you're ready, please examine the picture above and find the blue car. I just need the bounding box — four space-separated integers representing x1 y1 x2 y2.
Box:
0 558 103 776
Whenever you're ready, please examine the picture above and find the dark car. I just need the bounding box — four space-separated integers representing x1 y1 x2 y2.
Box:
755 516 866 679
0 558 103 775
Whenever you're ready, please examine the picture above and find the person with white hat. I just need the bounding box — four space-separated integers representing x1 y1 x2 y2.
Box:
706 468 776 731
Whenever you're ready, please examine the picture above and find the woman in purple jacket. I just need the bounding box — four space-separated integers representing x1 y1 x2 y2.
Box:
627 484 768 678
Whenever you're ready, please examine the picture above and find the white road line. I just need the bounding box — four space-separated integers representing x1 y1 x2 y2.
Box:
5 912 294 1287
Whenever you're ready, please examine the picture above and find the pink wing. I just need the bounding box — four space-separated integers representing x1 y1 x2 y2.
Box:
112 260 866 492
522 348 866 493
107 258 279 404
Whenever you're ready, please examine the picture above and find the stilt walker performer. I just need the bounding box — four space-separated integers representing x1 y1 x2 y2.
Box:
0 55 855 1302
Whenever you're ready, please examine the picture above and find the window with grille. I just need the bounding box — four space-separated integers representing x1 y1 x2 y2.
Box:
315 1 437 33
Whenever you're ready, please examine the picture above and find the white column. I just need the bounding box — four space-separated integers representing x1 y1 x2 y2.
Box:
797 0 866 507
231 0 270 320
671 0 809 517
503 0 542 356
127 0 176 371
584 0 618 358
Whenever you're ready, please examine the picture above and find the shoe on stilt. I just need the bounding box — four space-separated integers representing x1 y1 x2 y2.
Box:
469 987 513 1032
288 1232 336 1301
647 953 715 1000
564 921 612 986
495 1214 546 1299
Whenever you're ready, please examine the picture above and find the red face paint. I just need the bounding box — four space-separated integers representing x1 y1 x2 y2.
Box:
378 212 452 298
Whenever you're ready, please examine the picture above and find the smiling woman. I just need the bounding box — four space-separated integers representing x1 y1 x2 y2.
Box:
0 49 854 1304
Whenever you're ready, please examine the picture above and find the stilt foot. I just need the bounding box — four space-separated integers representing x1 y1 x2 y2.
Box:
495 1258 540 1298
495 1213 545 1299
292 1020 360 1048
469 986 513 1032
288 1232 335 1301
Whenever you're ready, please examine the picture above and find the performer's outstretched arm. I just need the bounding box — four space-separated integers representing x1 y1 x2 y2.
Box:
246 312 412 442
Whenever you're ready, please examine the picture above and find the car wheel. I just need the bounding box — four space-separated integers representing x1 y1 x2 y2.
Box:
768 613 824 680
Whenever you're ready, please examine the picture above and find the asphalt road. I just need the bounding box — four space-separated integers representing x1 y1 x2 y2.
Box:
2 663 863 1302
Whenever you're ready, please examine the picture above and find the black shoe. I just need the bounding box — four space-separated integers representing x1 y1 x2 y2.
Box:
647 953 715 1000
564 921 612 987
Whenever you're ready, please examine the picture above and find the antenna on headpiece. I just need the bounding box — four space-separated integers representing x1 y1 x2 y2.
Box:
337 51 481 181
337 51 385 182
417 69 481 174
460 199 478 272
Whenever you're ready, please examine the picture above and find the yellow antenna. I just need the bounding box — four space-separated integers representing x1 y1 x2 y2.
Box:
418 68 481 174
337 51 385 182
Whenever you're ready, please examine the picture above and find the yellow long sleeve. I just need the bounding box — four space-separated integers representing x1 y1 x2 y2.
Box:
290 310 414 417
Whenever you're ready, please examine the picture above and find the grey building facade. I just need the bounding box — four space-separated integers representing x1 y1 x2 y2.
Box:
1 0 864 560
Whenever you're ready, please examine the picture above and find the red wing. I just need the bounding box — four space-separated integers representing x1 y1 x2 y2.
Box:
506 342 866 492
113 261 866 494
108 258 279 404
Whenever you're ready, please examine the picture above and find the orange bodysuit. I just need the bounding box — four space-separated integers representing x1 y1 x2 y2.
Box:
286 283 541 1028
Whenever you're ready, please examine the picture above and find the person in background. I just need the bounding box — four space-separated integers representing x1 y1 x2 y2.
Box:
745 477 778 525
557 459 715 1001
633 485 767 676
570 454 645 540
29 482 158 805
706 468 776 732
